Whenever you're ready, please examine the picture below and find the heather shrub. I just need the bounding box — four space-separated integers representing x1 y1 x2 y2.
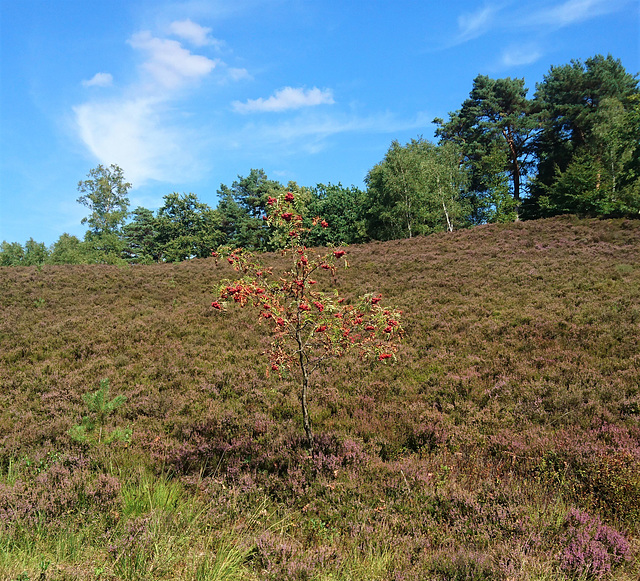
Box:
0 453 120 534
559 509 631 578
426 550 498 580
161 416 371 504
108 516 156 579
253 529 340 580
2 217 640 578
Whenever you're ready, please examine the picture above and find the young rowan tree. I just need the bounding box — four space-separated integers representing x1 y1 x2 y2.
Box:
212 190 404 448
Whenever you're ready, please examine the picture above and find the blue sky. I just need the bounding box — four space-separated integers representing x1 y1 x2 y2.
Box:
1 0 638 245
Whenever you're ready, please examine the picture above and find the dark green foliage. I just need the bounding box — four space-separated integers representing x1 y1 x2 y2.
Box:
215 169 288 250
305 183 369 245
155 192 224 262
435 75 538 218
526 54 640 218
122 207 161 264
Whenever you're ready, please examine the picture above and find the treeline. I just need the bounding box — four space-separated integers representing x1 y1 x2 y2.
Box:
0 169 371 266
2 54 638 266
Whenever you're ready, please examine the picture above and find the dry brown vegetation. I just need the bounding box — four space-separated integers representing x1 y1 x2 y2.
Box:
1 216 639 580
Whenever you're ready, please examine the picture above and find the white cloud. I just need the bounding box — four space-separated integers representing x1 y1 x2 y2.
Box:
168 18 222 47
81 72 113 87
228 67 252 82
128 30 217 89
73 97 202 186
232 87 335 113
73 24 219 186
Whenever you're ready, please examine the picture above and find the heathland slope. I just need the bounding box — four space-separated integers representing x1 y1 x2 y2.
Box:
1 216 639 580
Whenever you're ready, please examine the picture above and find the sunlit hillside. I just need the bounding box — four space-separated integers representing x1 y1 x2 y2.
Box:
1 216 639 580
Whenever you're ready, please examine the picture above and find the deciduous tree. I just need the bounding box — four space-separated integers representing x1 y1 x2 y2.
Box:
365 138 469 240
77 164 131 263
77 164 131 237
305 184 369 246
213 191 404 447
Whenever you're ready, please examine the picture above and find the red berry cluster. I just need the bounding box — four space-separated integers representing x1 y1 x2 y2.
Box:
212 190 403 377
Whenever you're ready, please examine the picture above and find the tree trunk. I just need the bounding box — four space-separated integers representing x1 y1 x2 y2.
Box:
295 322 314 448
442 201 453 232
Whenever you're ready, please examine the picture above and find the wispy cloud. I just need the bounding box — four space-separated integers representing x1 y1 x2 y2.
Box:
73 97 202 185
230 110 433 155
74 22 222 185
81 72 113 88
500 44 543 67
449 0 630 48
232 87 335 113
527 0 625 27
456 4 502 43
445 0 631 68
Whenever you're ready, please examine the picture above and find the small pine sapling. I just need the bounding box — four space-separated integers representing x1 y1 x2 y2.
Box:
212 190 404 447
68 378 131 445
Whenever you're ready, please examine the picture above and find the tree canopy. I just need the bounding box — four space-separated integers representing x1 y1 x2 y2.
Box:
365 138 470 240
525 54 640 217
435 75 538 220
